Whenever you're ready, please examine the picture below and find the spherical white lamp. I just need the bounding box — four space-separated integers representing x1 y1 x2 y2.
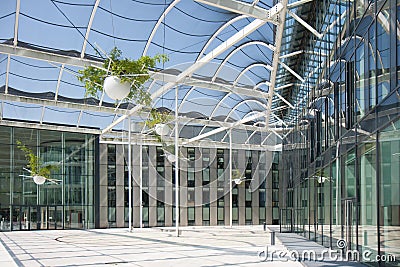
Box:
33 175 46 185
154 123 170 136
166 154 176 163
103 76 130 100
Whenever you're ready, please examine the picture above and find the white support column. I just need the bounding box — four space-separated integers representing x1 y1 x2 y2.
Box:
287 10 323 39
0 101 3 120
265 0 289 126
139 143 143 228
128 116 132 231
40 106 45 124
279 61 305 82
55 64 65 101
13 0 20 47
229 129 232 228
175 86 179 237
76 110 83 128
273 92 295 109
5 55 11 94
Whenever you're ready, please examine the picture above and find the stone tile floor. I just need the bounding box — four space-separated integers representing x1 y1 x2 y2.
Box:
0 226 365 266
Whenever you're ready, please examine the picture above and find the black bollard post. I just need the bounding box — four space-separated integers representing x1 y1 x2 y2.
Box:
263 222 266 231
271 231 275 245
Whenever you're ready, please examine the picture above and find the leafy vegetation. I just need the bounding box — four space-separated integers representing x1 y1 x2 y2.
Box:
16 140 58 178
145 109 173 129
77 47 168 105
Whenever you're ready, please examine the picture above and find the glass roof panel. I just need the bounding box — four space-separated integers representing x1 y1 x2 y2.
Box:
8 56 59 93
42 106 80 126
0 10 14 42
0 0 281 133
79 111 114 129
18 1 90 51
59 66 86 99
2 101 42 122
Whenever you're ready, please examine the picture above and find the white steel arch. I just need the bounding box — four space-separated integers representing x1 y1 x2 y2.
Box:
254 81 271 90
212 40 275 82
225 99 267 120
198 99 268 140
81 0 101 58
195 15 249 61
177 41 273 112
142 0 181 56
233 62 272 86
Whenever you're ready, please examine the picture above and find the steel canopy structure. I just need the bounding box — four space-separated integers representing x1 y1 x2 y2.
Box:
0 0 348 150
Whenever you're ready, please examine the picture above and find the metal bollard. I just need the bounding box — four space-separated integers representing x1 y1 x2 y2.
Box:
263 222 266 231
364 230 368 246
271 231 275 245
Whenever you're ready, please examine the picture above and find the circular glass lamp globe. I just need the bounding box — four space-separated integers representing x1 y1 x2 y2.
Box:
154 123 170 136
166 154 176 163
103 76 130 100
33 175 46 185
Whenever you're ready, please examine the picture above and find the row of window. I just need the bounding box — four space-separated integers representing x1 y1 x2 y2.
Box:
106 145 280 225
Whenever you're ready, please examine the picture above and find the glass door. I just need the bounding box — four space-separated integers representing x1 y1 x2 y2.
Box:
55 206 63 229
30 206 38 230
21 206 30 230
11 206 21 231
39 206 47 229
48 206 56 229
341 198 357 253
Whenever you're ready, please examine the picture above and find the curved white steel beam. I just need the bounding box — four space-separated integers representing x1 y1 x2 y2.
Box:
220 109 265 141
81 0 101 58
142 0 181 56
195 15 249 61
178 41 274 112
212 40 275 82
225 99 267 121
254 81 271 90
103 18 268 133
199 99 268 139
233 62 272 86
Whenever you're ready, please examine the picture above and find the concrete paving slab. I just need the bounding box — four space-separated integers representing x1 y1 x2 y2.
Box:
0 226 345 267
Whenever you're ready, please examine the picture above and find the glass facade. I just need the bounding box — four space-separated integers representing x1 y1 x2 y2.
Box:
281 1 400 266
0 126 96 231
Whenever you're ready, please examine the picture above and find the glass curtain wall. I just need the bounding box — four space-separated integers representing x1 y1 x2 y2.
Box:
0 126 96 231
281 0 400 266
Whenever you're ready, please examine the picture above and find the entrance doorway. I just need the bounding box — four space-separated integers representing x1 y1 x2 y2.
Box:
11 205 63 231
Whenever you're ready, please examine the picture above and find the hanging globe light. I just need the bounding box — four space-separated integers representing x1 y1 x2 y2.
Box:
154 123 170 136
103 76 130 100
33 175 46 185
166 154 176 163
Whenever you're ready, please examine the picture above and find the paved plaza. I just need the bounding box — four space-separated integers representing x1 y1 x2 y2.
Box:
0 226 365 267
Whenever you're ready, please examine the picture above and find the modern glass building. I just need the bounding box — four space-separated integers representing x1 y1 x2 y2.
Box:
279 0 400 266
0 0 399 266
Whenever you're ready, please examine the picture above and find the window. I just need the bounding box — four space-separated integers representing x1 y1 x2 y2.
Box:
188 188 195 205
202 206 210 225
202 167 210 185
188 207 195 225
107 145 116 226
188 167 195 187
